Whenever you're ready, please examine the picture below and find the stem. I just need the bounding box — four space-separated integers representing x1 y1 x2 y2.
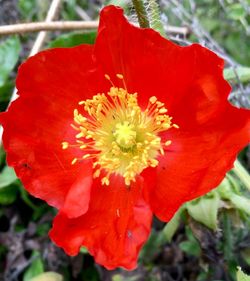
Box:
233 159 250 190
149 0 165 36
132 0 150 28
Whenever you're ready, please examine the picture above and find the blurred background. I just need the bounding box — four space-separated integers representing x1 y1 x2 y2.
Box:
0 0 250 280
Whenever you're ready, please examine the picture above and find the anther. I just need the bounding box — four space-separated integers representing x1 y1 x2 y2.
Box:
165 140 172 146
116 74 124 79
105 74 111 80
62 142 69 149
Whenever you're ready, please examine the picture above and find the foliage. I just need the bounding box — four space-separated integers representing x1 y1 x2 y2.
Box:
0 36 21 87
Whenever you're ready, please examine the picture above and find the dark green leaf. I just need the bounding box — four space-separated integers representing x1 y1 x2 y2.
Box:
139 229 164 263
19 186 39 210
179 240 200 257
0 81 14 111
179 227 201 257
48 32 96 48
0 183 18 205
0 146 6 168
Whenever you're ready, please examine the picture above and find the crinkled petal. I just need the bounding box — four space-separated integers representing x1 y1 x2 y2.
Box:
1 45 106 216
95 6 250 221
95 6 230 120
49 175 152 270
95 5 182 105
145 105 250 221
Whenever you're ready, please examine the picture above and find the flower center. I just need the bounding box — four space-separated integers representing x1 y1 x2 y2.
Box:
62 74 178 186
114 122 136 149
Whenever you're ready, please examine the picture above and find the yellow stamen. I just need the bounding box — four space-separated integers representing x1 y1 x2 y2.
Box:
62 74 179 186
62 142 69 149
116 74 124 79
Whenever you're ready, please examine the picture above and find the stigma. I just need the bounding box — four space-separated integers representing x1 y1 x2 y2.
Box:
62 74 178 186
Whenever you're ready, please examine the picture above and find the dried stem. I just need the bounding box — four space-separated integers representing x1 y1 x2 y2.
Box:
0 21 98 35
0 21 189 36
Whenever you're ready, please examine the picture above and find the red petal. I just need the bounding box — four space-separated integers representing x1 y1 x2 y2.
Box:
146 105 250 221
49 175 152 270
95 6 250 221
1 45 106 216
143 43 250 221
61 161 93 218
95 5 183 106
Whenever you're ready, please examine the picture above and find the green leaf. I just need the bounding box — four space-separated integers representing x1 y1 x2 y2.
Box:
179 228 201 257
186 192 220 230
18 0 36 18
107 0 130 9
217 174 243 199
48 32 96 48
230 194 250 216
224 66 250 84
233 160 250 191
237 267 250 281
162 207 183 242
227 4 245 20
19 186 39 210
0 146 6 168
23 252 44 281
139 229 163 263
36 222 51 236
242 249 250 266
0 166 18 205
80 246 88 254
0 36 21 87
0 166 17 188
179 240 200 257
30 272 63 281
0 81 14 111
0 183 18 205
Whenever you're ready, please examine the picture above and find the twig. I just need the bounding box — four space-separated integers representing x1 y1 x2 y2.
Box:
0 21 188 36
0 0 62 144
0 21 98 35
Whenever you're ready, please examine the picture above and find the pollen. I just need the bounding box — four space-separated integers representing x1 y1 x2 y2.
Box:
62 74 178 186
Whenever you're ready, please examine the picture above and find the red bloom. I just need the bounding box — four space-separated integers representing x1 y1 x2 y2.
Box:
1 5 250 270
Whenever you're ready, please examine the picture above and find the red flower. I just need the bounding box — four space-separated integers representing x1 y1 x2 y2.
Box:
1 5 250 270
